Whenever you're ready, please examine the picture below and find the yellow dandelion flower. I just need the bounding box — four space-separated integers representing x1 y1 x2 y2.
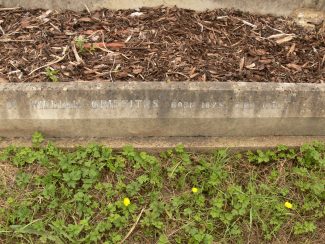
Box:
192 187 198 193
123 197 131 206
284 201 293 209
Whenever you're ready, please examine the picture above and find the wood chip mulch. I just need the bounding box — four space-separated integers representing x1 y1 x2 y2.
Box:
0 6 324 83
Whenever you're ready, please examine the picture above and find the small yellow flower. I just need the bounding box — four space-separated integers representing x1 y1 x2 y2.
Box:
123 197 131 206
284 201 293 209
192 187 198 193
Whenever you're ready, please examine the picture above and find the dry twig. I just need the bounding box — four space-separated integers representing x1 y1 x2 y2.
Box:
71 41 84 65
29 46 68 75
121 208 145 243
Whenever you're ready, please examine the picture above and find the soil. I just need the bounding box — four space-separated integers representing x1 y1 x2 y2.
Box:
0 6 324 83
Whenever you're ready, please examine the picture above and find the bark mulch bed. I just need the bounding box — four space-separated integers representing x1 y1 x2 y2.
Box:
0 6 324 83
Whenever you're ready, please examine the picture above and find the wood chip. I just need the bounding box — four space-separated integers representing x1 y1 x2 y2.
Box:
239 57 245 71
132 66 143 74
246 63 256 69
78 17 93 22
275 35 295 44
83 42 125 49
287 63 302 72
287 43 296 57
267 33 294 39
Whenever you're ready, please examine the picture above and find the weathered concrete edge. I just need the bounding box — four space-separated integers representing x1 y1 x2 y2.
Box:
1 81 325 138
1 0 325 16
1 81 325 92
1 136 325 152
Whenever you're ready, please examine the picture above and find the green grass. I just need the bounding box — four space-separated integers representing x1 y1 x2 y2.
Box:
0 134 324 243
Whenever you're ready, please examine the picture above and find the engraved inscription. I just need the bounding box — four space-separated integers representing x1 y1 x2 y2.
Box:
3 97 293 113
31 100 81 109
91 100 159 109
171 101 195 109
201 102 225 109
